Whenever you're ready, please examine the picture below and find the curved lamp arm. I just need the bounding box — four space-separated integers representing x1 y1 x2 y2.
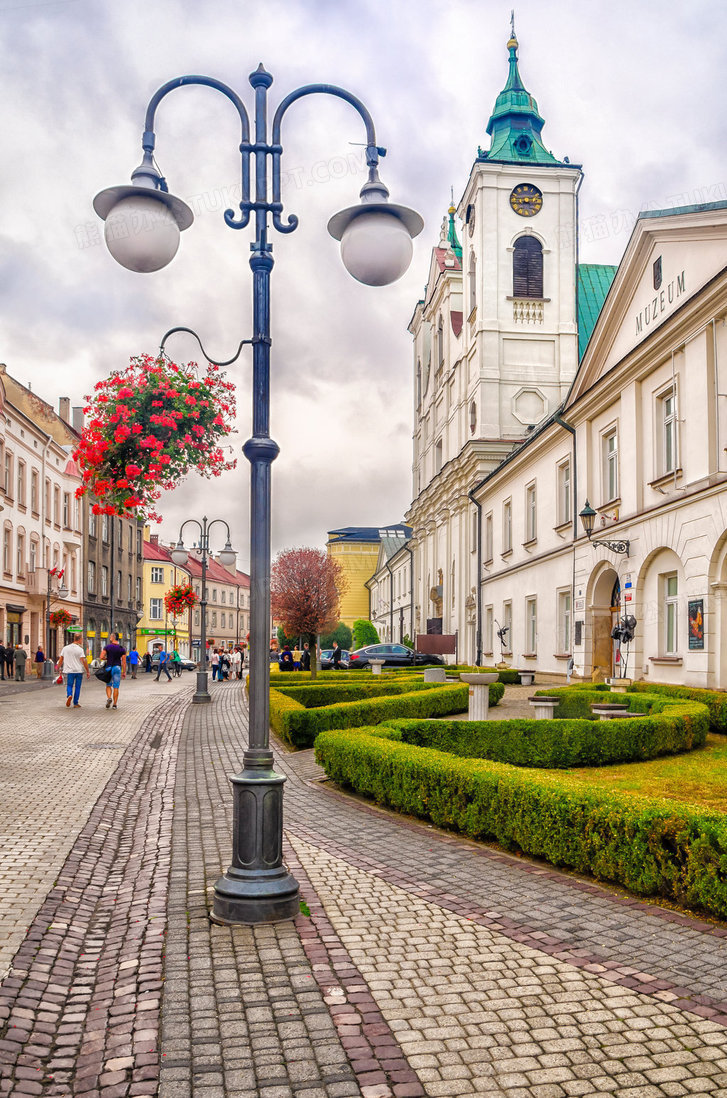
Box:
141 76 252 229
205 518 233 545
270 83 385 234
159 326 252 368
176 517 204 548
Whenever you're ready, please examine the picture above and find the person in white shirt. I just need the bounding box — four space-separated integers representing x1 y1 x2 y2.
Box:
56 641 90 708
231 648 242 680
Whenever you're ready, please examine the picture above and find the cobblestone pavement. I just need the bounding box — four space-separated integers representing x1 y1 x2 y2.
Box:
2 680 727 1098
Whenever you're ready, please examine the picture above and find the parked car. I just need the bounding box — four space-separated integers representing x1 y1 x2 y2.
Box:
347 644 444 670
319 648 350 670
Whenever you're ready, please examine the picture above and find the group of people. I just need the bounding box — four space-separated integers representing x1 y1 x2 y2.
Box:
0 643 31 681
277 641 321 671
53 632 126 709
209 647 245 681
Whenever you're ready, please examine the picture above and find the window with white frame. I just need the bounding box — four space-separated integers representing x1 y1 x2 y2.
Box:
502 600 512 651
661 389 677 475
17 461 26 507
53 486 60 525
127 574 132 602
526 597 537 653
558 589 572 652
151 566 164 584
101 513 109 541
484 512 493 562
194 611 200 626
101 565 108 597
62 493 70 529
525 483 537 542
663 573 678 655
31 470 39 514
149 598 163 620
502 499 512 553
136 577 142 604
485 605 493 654
87 560 96 593
29 539 37 573
221 590 226 604
211 612 217 628
16 532 25 576
602 428 619 502
88 508 96 537
4 451 12 497
557 459 571 526
2 527 10 573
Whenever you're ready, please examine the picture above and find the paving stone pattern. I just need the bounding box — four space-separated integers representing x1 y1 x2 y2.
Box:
0 686 191 1097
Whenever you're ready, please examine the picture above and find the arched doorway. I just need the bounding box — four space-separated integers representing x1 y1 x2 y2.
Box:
589 567 621 680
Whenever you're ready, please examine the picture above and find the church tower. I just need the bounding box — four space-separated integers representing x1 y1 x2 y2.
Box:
406 24 582 656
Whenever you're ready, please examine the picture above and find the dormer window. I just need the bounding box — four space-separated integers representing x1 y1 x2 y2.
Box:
513 236 543 298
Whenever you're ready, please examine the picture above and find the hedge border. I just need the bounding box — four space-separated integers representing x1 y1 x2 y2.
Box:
629 682 727 735
314 726 727 919
270 680 504 749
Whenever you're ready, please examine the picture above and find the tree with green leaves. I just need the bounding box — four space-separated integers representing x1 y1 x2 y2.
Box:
352 618 379 648
320 622 353 650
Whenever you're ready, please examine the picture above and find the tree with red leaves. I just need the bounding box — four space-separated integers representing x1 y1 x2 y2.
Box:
270 547 346 677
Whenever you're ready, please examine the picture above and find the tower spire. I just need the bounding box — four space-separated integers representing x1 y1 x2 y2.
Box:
446 190 462 260
479 21 563 165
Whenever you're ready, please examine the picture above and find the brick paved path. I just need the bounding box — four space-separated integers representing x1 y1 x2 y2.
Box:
2 680 727 1098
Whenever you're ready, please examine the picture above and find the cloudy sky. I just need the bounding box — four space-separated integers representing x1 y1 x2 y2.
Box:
1 0 725 570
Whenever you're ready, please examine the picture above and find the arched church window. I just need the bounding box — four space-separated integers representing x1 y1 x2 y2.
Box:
468 252 476 315
513 236 543 298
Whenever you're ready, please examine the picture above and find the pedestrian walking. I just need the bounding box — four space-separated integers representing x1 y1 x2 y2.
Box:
292 645 301 670
219 651 231 681
301 642 311 671
155 648 173 682
57 639 90 707
210 649 220 681
143 651 152 673
331 641 343 670
4 644 13 680
171 647 182 677
34 647 45 677
129 647 139 679
231 647 242 680
0 642 6 681
13 644 28 681
101 633 126 709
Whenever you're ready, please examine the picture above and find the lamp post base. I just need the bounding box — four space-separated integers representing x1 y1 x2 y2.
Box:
211 757 300 925
192 670 211 704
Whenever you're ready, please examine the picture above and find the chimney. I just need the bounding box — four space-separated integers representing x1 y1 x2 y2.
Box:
72 406 84 432
59 397 70 423
150 534 159 546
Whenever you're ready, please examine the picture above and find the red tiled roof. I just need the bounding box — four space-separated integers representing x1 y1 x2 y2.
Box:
185 553 248 587
433 247 462 274
143 540 174 562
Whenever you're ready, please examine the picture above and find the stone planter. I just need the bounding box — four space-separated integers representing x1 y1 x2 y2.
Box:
518 670 535 686
529 696 559 720
423 666 447 683
368 659 385 675
459 672 499 720
591 703 631 721
606 677 632 694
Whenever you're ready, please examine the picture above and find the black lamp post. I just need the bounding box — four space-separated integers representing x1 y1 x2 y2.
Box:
93 65 422 925
43 566 68 679
171 517 236 704
579 500 630 557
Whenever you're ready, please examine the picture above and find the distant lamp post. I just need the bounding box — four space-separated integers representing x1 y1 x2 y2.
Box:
171 517 236 704
579 500 630 557
93 64 422 926
43 567 69 679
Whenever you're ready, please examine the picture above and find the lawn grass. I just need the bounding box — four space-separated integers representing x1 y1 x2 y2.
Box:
566 733 727 813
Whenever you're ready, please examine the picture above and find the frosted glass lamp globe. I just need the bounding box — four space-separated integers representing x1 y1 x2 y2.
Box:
104 195 181 273
340 211 414 286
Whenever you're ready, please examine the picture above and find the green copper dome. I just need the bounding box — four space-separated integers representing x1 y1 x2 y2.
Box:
447 204 462 260
479 32 562 166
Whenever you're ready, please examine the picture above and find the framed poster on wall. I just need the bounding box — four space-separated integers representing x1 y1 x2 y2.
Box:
688 599 704 650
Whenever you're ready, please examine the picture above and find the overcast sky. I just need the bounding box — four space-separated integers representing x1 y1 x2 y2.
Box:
1 0 725 570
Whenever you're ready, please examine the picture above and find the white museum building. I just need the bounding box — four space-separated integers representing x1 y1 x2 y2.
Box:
394 28 727 687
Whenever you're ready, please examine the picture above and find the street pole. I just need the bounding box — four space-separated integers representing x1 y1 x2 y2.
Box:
197 524 210 703
94 63 422 925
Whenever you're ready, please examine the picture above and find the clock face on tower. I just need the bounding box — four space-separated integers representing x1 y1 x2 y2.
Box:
510 183 543 217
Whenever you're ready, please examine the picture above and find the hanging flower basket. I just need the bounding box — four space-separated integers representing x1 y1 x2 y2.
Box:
74 353 237 521
164 582 197 617
50 609 72 628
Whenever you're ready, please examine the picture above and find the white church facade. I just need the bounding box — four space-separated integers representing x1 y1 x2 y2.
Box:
403 28 727 687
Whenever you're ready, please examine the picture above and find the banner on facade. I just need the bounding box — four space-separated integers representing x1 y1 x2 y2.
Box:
688 599 704 650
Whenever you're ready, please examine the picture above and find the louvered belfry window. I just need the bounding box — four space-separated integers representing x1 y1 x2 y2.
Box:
513 236 543 298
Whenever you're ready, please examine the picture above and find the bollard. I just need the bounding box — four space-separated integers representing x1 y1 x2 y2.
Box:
528 696 559 720
423 666 446 683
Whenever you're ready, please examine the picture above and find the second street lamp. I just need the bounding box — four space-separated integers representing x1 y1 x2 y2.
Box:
93 63 422 925
171 517 236 704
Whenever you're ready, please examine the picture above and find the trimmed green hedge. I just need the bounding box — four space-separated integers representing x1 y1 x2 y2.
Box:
383 691 708 768
629 682 727 735
273 678 427 708
270 680 503 749
314 726 727 919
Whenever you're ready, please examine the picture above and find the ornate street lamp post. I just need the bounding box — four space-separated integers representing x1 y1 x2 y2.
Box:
43 566 68 679
93 64 422 925
171 517 236 704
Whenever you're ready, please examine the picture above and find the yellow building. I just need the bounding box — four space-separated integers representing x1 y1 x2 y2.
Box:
326 525 410 630
138 529 192 657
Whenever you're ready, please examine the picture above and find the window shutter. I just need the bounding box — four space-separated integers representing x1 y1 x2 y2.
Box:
513 237 543 298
